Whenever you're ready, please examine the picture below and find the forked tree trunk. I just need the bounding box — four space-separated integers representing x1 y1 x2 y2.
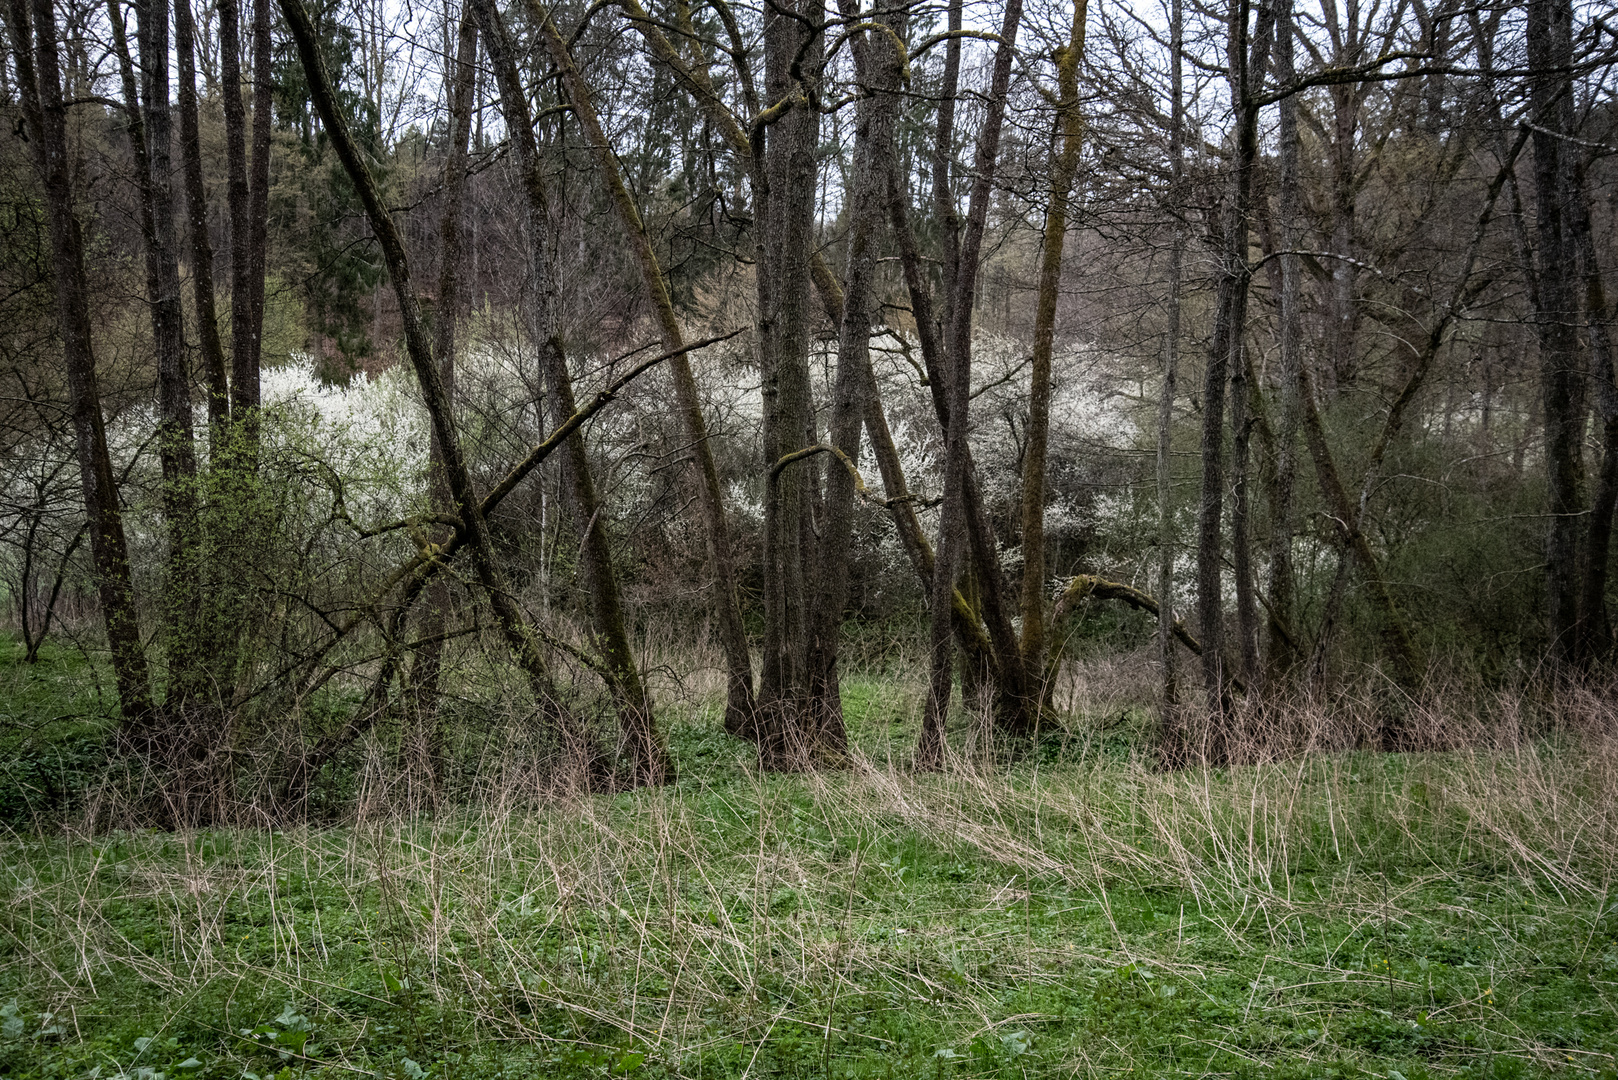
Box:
6 0 155 733
919 0 1027 767
883 127 1021 751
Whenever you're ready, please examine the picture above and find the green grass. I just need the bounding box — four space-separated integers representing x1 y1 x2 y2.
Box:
0 644 1616 1078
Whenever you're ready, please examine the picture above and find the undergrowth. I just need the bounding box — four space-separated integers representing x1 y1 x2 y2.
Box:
1 639 1616 1078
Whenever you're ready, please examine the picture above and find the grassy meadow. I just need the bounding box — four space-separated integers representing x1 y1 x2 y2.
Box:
1 639 1616 1079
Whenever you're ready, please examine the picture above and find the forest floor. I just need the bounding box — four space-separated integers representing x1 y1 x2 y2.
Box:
1 637 1616 1079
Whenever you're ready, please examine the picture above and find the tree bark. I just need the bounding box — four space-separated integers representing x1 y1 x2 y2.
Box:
532 0 757 737
1020 0 1086 695
1527 0 1585 671
279 0 611 783
175 0 230 454
472 0 673 785
5 0 155 733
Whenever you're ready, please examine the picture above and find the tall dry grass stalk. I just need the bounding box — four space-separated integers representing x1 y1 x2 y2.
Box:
4 666 1615 1071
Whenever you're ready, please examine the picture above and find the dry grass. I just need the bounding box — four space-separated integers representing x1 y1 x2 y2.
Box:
1 658 1617 1076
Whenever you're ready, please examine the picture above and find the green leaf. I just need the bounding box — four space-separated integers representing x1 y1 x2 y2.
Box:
0 1001 23 1041
1001 1030 1033 1057
611 1050 646 1074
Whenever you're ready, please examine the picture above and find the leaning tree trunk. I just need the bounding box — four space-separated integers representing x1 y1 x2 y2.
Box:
472 0 673 785
280 0 612 784
919 0 1028 767
5 0 155 734
884 119 1020 756
533 0 757 736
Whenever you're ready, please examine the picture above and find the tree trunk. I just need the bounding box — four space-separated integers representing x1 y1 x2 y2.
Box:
752 0 825 767
920 0 1028 765
532 0 757 736
1196 0 1272 745
472 0 673 785
1156 0 1186 766
122 0 208 720
930 0 963 328
223 0 269 463
245 0 273 415
883 115 1025 751
1264 0 1301 683
801 0 900 755
1230 343 1260 687
5 0 155 733
279 0 609 784
1570 166 1618 664
1527 0 1585 671
175 0 230 454
406 9 477 797
1020 0 1086 695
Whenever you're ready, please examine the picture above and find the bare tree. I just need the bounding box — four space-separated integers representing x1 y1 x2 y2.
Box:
472 0 673 784
5 0 155 733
